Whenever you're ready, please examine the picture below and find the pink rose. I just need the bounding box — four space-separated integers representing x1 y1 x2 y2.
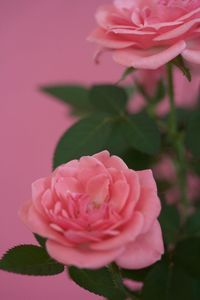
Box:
128 68 200 115
20 151 164 269
88 0 200 69
123 279 143 292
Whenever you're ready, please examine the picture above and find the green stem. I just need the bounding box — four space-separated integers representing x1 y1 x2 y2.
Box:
166 64 189 221
167 64 177 137
108 264 139 300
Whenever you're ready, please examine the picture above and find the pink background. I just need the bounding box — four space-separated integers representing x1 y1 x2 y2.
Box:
0 1 122 299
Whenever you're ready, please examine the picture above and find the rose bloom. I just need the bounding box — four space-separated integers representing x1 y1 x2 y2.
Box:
128 67 200 115
20 151 164 269
124 278 143 292
88 0 200 69
153 155 200 204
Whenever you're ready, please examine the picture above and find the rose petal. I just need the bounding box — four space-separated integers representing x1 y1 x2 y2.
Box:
114 0 134 11
182 48 200 64
137 170 157 191
116 221 164 269
19 201 71 246
93 150 128 171
55 177 82 197
54 160 79 177
110 179 130 211
32 178 49 211
86 174 110 206
121 170 140 217
88 28 136 49
154 18 200 42
136 170 161 233
95 4 122 29
112 40 186 69
90 211 143 251
46 239 124 269
77 156 110 185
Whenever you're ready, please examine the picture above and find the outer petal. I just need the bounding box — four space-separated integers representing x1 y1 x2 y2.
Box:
95 4 121 29
137 170 157 191
90 212 143 251
54 160 79 178
46 239 124 269
19 201 71 246
182 48 200 64
135 170 161 233
154 18 200 42
112 40 186 69
116 221 164 269
121 170 141 218
88 28 136 49
93 150 128 171
32 178 49 212
114 0 136 11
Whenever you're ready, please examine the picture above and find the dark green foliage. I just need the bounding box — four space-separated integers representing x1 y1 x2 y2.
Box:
186 112 200 158
41 85 91 115
159 202 180 245
122 113 161 155
142 259 200 300
89 85 127 114
0 245 64 276
171 55 192 82
34 234 47 248
174 237 200 278
68 266 126 300
53 114 115 168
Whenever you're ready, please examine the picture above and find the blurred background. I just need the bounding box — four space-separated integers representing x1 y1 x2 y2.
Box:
0 1 122 299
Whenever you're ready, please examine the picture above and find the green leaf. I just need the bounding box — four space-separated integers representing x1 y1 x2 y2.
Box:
142 259 200 300
171 55 192 82
186 112 200 158
142 260 169 300
53 112 160 170
123 113 161 155
121 148 152 171
34 234 47 248
41 85 91 115
192 159 200 177
124 85 135 99
53 114 115 168
184 210 200 237
68 267 125 300
153 79 166 103
159 203 180 245
174 237 200 278
0 245 64 276
105 119 130 155
176 108 193 128
89 85 127 114
117 67 135 84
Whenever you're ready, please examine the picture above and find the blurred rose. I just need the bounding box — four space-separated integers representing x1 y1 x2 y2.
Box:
128 68 200 116
124 278 143 291
20 151 164 269
153 155 200 204
88 0 200 69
